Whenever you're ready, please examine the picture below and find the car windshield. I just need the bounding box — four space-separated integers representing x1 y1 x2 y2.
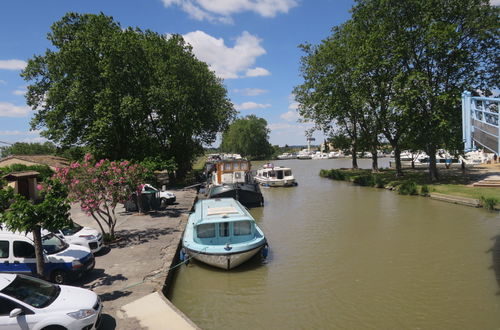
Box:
61 223 83 236
1 275 60 308
42 233 68 255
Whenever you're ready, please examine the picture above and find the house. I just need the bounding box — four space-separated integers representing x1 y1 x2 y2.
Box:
0 155 69 171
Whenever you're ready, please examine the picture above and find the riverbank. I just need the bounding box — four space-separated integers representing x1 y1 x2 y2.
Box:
319 163 500 210
70 188 199 329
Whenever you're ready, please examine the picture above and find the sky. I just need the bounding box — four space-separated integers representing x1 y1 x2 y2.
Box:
0 0 356 148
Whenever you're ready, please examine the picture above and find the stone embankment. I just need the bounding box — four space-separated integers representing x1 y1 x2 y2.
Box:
71 188 199 329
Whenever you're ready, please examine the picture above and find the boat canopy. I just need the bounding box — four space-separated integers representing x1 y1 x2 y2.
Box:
194 198 254 225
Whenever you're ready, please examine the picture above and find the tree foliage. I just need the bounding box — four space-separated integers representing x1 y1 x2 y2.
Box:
294 0 499 179
22 13 236 178
220 115 273 160
0 180 71 279
0 142 57 157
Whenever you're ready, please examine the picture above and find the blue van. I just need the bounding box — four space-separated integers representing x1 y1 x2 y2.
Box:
0 229 94 284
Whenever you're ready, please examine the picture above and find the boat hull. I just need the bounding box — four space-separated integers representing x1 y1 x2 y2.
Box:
207 183 264 207
255 177 296 187
186 244 265 270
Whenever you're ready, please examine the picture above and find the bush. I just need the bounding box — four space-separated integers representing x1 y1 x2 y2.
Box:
320 169 346 180
398 181 418 195
352 175 374 186
373 175 385 188
479 196 499 211
420 185 430 196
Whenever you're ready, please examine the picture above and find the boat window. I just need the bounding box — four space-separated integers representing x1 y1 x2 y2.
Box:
219 222 230 237
284 170 292 176
224 163 232 171
263 172 268 177
197 224 215 238
241 163 248 170
269 171 276 177
233 162 240 170
277 171 284 179
234 221 252 236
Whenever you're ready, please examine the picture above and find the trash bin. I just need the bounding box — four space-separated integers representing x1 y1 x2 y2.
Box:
140 191 160 212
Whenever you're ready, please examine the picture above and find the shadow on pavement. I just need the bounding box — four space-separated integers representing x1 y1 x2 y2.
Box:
76 269 128 290
99 313 117 329
111 227 179 248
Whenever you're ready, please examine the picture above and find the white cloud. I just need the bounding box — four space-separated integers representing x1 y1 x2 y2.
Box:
0 59 27 70
0 130 40 136
234 101 271 110
280 110 299 121
491 0 500 5
162 0 297 23
13 89 26 96
0 102 31 117
234 88 268 96
182 30 269 79
245 67 271 77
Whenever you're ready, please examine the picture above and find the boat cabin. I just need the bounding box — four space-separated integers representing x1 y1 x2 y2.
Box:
211 159 251 185
194 200 258 246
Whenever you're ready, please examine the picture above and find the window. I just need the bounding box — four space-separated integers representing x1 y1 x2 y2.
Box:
234 221 252 236
233 162 240 170
241 163 248 170
1 274 59 308
42 233 68 255
197 224 215 238
0 297 19 316
13 241 35 258
284 170 292 176
0 241 8 259
61 222 83 236
224 163 232 171
219 222 229 237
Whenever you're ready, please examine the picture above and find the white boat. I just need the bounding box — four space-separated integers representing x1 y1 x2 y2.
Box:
182 198 267 270
311 152 329 160
297 149 313 159
277 152 296 160
254 163 297 187
328 150 344 158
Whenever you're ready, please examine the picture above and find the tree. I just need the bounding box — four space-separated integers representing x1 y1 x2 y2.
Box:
0 180 71 279
220 115 273 160
0 142 56 157
22 13 236 178
53 154 148 238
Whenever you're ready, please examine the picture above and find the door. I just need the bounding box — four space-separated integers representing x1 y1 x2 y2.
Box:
0 240 12 273
0 296 37 330
11 241 37 275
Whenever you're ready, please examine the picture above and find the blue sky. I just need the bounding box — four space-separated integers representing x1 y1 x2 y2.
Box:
0 0 355 147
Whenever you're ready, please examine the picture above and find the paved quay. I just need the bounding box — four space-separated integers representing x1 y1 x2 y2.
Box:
70 188 199 329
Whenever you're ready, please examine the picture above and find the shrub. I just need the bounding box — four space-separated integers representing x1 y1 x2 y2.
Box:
329 169 346 180
479 196 499 211
373 175 385 188
352 175 374 186
398 181 418 195
420 185 430 196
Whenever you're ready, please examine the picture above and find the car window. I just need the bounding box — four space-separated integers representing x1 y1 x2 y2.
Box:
13 241 35 258
42 234 68 255
0 296 20 316
61 223 83 236
1 275 60 308
0 241 8 259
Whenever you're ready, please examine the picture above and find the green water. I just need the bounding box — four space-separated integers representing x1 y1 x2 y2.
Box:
169 159 500 330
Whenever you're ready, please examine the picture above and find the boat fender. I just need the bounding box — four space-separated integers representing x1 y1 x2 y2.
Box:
262 244 269 259
180 248 189 265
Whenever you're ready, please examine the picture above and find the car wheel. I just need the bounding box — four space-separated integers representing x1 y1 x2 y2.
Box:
160 198 168 208
42 325 67 330
51 270 67 285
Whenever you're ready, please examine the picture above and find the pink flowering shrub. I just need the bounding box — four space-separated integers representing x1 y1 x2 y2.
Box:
54 153 148 238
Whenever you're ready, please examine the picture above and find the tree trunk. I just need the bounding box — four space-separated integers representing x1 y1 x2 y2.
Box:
32 226 45 279
351 143 359 169
392 147 404 177
427 145 439 181
371 148 379 173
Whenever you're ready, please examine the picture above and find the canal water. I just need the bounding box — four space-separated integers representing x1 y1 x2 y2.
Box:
168 159 500 330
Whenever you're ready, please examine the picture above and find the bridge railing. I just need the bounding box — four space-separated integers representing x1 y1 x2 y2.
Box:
462 91 499 155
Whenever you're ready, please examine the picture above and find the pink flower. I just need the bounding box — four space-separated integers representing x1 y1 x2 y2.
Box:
36 184 43 191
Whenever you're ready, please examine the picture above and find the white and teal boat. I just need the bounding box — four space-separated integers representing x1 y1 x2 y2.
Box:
182 198 268 270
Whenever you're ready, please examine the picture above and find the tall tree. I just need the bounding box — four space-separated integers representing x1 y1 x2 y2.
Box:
22 13 236 178
0 142 56 157
220 115 273 160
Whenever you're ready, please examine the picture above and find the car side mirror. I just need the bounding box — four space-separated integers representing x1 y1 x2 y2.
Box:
10 308 22 318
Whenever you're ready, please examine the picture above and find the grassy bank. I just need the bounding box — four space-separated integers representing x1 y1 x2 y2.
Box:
319 168 499 210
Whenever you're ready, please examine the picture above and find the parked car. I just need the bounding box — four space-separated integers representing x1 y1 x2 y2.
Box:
0 273 102 330
44 222 103 254
142 184 176 206
0 229 94 284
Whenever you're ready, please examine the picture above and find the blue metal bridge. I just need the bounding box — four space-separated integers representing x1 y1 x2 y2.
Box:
462 91 499 155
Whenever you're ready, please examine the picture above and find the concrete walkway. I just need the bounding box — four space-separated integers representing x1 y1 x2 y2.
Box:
70 188 198 329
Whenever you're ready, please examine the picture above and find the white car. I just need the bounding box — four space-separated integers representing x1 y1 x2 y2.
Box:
0 273 102 330
142 184 176 206
47 223 104 254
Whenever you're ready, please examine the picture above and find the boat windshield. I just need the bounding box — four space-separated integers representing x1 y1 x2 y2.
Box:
284 170 292 176
234 221 252 236
42 233 69 255
1 275 60 308
197 223 216 238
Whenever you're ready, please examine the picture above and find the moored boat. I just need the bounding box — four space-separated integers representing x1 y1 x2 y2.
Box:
254 163 297 187
182 198 267 270
206 158 264 207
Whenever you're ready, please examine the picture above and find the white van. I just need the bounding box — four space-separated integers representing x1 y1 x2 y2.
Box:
43 222 103 254
0 230 94 284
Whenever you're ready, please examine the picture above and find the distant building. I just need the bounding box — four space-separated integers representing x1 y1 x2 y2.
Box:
2 171 40 201
0 155 69 171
